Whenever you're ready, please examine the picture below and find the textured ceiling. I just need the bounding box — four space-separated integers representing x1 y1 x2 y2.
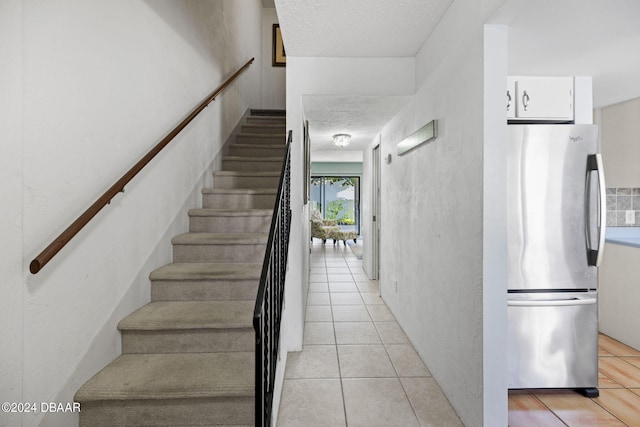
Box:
275 0 453 57
303 95 412 153
274 0 452 161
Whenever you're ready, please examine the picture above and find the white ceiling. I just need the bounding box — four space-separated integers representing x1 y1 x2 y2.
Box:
274 0 453 58
302 95 412 155
273 0 640 160
493 0 640 109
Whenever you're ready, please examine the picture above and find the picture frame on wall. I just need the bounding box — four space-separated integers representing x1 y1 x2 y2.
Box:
272 24 286 67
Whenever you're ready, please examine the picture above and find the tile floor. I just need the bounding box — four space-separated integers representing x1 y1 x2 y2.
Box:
509 333 640 427
277 239 640 426
277 239 462 426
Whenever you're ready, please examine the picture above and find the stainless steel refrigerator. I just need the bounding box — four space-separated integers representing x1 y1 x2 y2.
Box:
506 124 605 397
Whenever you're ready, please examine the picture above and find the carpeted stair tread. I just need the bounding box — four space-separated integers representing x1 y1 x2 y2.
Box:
241 124 286 133
188 208 272 217
75 352 254 401
150 262 261 282
212 171 280 177
223 155 283 162
171 232 267 245
230 143 286 149
250 108 285 116
201 188 277 195
118 301 254 331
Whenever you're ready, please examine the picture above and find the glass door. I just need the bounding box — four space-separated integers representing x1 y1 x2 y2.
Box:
311 176 360 234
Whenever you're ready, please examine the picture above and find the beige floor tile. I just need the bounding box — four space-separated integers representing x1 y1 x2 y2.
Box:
508 392 565 427
304 322 336 345
361 292 384 305
599 357 640 388
356 281 379 293
330 292 364 305
375 321 410 344
309 273 328 283
326 267 351 274
325 261 348 267
285 345 340 379
386 344 430 377
305 305 333 322
334 321 381 344
535 390 626 426
307 292 331 306
342 378 419 426
598 372 624 389
328 273 354 283
623 356 640 370
367 304 396 321
599 334 640 357
308 282 329 293
402 377 463 427
598 347 615 357
331 305 371 322
352 273 372 282
328 282 359 293
595 388 640 427
337 345 396 378
277 379 346 427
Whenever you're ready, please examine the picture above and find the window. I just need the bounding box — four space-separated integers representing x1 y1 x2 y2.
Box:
311 176 360 234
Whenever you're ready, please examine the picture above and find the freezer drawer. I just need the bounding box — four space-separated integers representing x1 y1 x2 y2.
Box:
507 292 598 389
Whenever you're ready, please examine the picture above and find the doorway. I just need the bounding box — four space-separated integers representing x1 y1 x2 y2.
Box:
371 145 381 280
310 176 360 235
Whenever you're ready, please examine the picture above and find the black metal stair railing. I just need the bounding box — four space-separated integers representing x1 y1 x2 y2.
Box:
253 130 292 426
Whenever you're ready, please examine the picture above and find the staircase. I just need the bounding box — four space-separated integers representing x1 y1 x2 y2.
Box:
75 110 286 426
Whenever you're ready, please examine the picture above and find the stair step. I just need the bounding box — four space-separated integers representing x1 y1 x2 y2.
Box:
240 123 285 134
212 170 280 189
201 188 277 209
118 301 254 353
229 143 286 157
246 115 285 126
222 156 283 172
250 108 286 117
235 133 286 145
150 262 261 301
189 208 271 233
75 352 254 426
172 232 267 263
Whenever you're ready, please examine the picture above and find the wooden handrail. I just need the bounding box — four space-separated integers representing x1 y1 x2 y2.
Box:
30 57 255 274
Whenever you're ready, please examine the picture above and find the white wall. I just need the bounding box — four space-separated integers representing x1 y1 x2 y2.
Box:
372 2 506 425
1 1 265 426
0 2 24 427
262 8 286 109
599 97 640 187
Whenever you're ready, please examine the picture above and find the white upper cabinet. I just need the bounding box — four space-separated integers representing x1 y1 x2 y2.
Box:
507 77 516 119
508 76 574 122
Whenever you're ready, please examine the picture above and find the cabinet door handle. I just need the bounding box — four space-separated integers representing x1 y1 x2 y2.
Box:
507 90 512 111
522 91 530 111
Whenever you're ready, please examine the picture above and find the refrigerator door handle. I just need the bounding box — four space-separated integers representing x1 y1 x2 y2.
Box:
508 298 597 307
586 154 606 267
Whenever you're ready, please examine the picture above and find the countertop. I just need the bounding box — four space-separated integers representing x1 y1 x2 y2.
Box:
605 227 640 249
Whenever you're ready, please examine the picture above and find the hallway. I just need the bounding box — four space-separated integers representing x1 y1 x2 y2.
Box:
276 240 462 426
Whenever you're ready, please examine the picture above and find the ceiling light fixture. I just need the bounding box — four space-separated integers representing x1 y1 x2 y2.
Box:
332 133 351 147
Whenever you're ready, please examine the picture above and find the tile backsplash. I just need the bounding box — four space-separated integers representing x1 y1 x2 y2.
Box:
606 188 640 226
